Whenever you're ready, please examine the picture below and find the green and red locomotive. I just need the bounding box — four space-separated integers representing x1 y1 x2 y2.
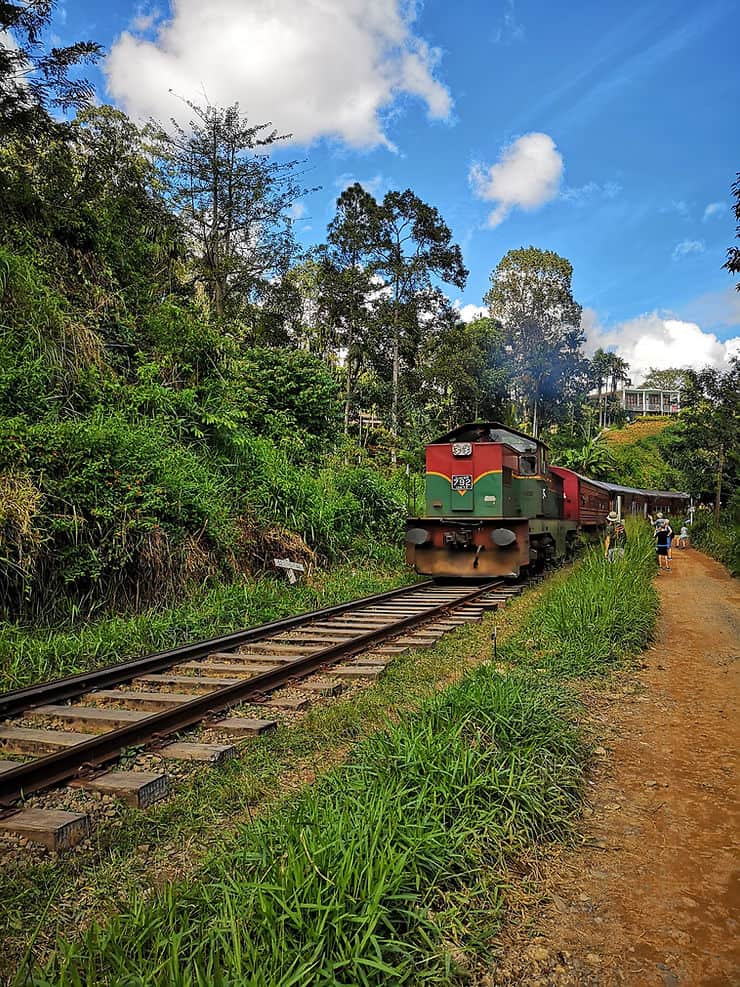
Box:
405 423 689 579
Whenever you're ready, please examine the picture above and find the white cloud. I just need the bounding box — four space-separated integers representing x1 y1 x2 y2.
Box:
702 201 727 221
454 302 489 323
105 0 452 149
469 132 563 227
561 180 622 205
582 307 739 382
672 239 705 260
288 201 307 220
493 0 525 44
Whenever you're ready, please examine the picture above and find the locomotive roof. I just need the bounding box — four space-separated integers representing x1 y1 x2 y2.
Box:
430 422 548 450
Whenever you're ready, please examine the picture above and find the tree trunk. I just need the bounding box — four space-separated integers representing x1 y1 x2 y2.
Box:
714 443 724 524
391 281 400 463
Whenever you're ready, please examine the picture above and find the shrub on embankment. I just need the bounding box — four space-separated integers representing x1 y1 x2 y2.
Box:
32 670 585 987
0 355 406 623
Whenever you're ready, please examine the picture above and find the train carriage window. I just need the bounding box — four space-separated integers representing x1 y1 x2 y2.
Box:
519 454 537 476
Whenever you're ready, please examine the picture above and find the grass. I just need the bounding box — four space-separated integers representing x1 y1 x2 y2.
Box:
603 417 673 447
0 586 538 982
29 670 585 987
0 551 412 692
500 521 659 678
687 510 739 577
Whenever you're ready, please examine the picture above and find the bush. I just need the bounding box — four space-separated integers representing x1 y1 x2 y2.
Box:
0 413 242 618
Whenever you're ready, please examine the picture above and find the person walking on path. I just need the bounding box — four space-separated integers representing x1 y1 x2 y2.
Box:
604 510 627 562
677 523 689 549
654 518 673 571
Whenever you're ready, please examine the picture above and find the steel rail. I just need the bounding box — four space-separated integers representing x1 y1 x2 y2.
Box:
0 580 434 720
0 581 498 804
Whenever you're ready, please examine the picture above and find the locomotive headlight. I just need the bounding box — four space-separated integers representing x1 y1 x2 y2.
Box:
405 527 431 546
491 528 517 547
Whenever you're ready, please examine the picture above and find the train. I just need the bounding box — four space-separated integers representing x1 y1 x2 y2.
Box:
404 422 690 579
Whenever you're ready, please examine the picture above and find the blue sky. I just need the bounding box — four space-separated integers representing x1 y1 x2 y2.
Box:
54 0 739 379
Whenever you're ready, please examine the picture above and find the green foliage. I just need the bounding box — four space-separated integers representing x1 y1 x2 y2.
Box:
0 413 241 617
0 1 101 135
552 437 616 480
602 420 686 490
484 246 589 435
33 668 583 986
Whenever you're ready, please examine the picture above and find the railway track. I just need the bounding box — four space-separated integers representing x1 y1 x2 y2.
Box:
0 579 520 850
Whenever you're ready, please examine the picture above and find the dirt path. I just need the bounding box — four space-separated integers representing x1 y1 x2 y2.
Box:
487 549 739 986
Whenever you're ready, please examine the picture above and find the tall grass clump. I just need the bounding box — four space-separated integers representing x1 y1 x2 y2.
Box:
32 670 585 986
501 521 659 677
688 506 739 577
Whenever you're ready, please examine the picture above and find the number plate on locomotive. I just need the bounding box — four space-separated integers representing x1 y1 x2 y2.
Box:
451 474 473 491
451 442 472 457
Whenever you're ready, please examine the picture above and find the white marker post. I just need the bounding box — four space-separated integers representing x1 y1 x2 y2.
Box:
273 558 306 584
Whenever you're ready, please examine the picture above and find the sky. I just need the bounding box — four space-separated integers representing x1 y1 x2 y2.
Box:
51 0 739 382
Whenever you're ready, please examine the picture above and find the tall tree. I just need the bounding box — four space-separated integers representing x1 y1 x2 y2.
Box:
590 348 611 428
149 101 310 324
484 247 585 436
420 315 510 429
723 171 740 288
371 189 467 438
321 184 380 433
0 0 100 136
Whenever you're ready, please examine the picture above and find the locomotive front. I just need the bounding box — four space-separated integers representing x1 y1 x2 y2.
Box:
405 423 572 580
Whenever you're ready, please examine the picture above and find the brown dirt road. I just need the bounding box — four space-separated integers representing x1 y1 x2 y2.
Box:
485 549 739 986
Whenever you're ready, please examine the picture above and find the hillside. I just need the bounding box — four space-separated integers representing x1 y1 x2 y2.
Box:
600 417 686 491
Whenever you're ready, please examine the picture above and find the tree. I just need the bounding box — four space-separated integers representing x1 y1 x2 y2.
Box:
325 184 467 439
484 247 585 436
149 100 310 324
371 190 467 438
666 359 740 521
724 172 740 288
590 348 611 428
0 1 101 136
320 184 381 433
639 367 689 390
420 315 510 429
552 437 615 480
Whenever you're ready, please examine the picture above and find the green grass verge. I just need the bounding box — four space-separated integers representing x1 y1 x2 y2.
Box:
0 552 412 692
499 521 659 678
29 670 584 987
687 511 739 577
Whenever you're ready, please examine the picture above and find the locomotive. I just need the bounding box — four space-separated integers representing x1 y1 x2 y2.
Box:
404 423 689 579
